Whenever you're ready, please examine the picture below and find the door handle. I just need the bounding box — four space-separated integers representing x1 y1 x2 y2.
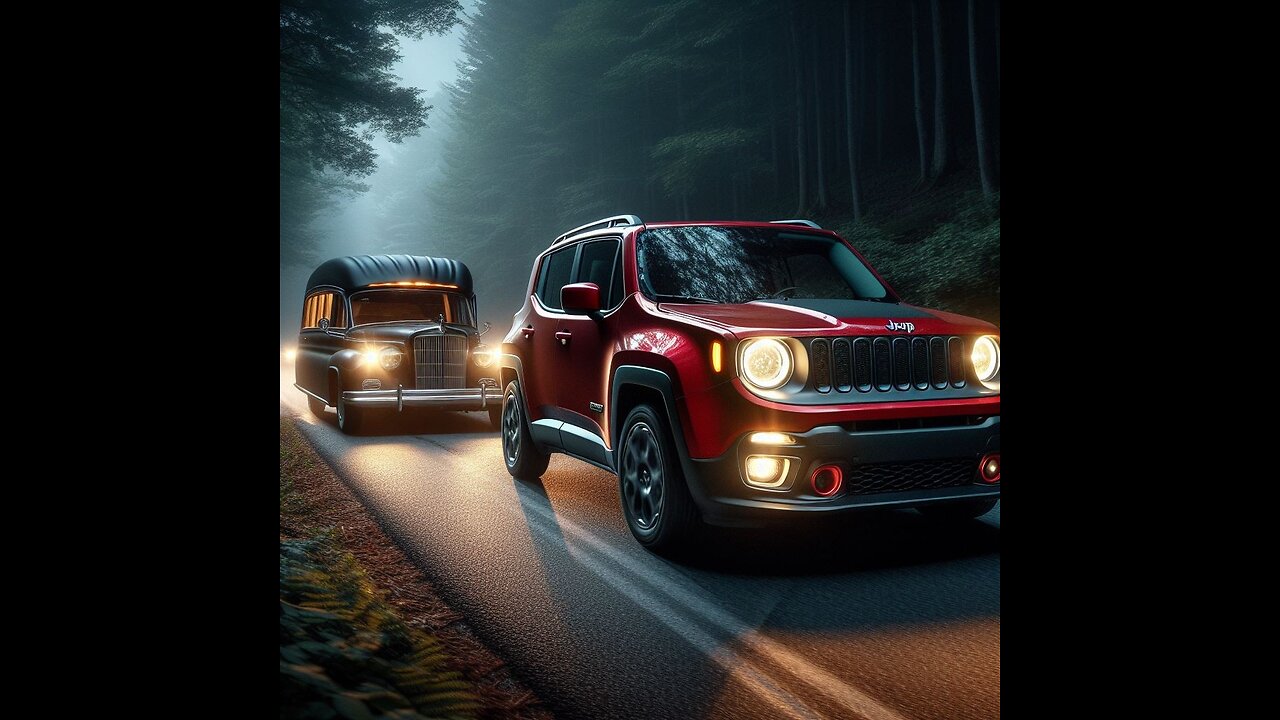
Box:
555 331 572 346
520 326 535 339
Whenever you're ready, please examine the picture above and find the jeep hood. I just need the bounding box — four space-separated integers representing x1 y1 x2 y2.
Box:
659 298 998 336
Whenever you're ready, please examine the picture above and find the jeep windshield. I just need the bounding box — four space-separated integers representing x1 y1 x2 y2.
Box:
635 226 891 305
349 289 474 326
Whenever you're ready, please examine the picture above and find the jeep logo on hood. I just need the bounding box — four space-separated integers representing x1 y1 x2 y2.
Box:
885 320 916 333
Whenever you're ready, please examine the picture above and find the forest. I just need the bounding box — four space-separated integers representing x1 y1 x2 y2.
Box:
280 0 1000 333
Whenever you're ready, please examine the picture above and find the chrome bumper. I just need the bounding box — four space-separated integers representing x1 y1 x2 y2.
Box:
341 386 504 411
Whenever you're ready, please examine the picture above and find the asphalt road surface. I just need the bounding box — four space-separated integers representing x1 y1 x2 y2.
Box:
281 364 999 720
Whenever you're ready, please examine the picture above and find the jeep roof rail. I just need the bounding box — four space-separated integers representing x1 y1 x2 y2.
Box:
552 214 644 245
769 219 822 229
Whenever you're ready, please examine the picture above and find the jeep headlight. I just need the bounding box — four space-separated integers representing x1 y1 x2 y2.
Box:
472 343 494 368
740 338 793 390
971 336 999 386
379 346 403 371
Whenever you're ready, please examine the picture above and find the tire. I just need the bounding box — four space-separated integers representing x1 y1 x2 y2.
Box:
501 381 549 480
919 497 998 522
488 403 503 431
307 395 327 418
616 404 699 553
336 394 366 435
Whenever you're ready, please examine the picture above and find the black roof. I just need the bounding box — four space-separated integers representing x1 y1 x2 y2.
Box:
305 255 474 297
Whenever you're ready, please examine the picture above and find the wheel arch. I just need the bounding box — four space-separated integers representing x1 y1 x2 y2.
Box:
610 366 696 480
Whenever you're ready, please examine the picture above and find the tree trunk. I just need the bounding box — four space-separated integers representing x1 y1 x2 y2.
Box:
812 35 828 211
968 0 996 197
994 0 1000 91
770 68 780 202
790 9 808 215
874 1 885 167
929 0 952 178
844 1 862 221
909 0 930 186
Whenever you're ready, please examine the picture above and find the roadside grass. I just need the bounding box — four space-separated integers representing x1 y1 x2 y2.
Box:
281 423 479 720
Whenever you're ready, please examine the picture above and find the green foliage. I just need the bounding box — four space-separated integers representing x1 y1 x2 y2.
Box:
279 0 461 266
280 478 478 719
834 192 1000 324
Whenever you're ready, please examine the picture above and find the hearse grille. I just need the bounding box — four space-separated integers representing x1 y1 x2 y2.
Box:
809 336 966 394
414 334 468 389
847 458 976 495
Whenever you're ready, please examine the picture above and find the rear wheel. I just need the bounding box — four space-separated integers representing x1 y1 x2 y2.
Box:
919 497 998 522
307 396 326 418
501 382 549 480
336 395 366 435
617 404 699 554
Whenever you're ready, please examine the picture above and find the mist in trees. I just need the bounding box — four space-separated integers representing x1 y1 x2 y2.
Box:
280 0 1001 338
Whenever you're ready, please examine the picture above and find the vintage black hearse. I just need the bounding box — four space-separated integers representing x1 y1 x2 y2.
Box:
293 254 503 434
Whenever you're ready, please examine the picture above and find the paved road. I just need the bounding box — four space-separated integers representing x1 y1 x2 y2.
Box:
281 365 999 720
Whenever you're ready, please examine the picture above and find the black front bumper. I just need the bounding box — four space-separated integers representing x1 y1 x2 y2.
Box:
681 417 1001 526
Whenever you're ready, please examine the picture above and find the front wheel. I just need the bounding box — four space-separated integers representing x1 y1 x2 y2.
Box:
918 497 998 522
501 382 549 480
617 404 699 554
336 395 366 435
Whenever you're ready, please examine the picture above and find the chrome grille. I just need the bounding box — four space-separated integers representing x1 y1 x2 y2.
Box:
413 333 468 389
810 335 966 394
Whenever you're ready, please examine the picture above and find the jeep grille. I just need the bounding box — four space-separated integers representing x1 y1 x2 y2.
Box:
809 336 966 394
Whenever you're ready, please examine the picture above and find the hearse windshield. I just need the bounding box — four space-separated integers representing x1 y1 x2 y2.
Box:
349 289 474 326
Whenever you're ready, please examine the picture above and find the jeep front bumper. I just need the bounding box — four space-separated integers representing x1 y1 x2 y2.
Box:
679 416 1000 526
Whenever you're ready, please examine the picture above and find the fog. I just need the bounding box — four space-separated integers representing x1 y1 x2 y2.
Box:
281 0 1001 342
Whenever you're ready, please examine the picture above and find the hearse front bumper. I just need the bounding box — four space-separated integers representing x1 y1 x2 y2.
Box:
340 385 503 411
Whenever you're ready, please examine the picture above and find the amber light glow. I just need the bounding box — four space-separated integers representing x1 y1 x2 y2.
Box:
749 432 795 445
367 281 458 289
711 341 723 372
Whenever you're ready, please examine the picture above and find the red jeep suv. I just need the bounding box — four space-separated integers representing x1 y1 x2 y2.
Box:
498 215 1000 552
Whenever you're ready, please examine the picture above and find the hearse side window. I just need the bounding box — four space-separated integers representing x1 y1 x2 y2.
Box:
574 239 621 310
537 245 576 311
302 291 346 329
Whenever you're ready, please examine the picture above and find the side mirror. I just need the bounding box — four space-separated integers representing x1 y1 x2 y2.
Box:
479 321 492 337
561 283 602 314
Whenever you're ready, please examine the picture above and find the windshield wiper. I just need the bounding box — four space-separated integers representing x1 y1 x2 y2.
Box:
654 293 718 304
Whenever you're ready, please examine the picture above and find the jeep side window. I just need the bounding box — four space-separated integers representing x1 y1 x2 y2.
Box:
575 239 621 310
537 246 576 310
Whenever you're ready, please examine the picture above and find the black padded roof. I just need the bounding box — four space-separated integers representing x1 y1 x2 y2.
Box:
306 255 474 296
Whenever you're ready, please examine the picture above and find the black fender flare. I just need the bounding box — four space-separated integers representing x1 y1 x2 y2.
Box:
609 366 703 498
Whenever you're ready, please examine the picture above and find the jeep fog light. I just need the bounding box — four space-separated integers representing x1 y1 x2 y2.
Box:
744 455 791 488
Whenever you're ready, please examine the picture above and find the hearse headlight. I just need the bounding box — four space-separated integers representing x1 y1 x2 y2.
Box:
379 346 403 371
473 343 494 368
